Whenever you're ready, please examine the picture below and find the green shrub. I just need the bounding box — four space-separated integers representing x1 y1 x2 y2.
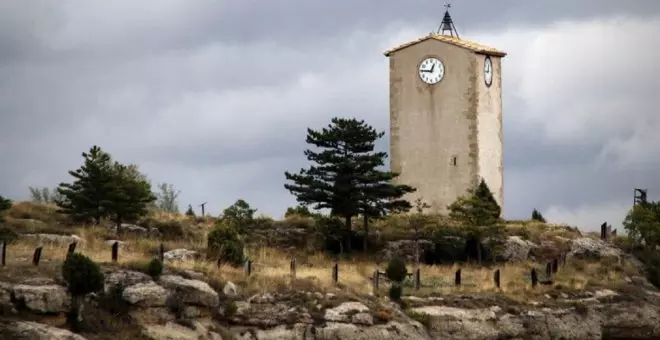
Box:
386 256 408 282
147 258 163 279
207 222 245 267
224 300 238 317
388 284 402 301
62 253 104 296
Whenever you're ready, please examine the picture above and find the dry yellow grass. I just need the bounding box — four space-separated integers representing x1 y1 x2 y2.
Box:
1 226 636 301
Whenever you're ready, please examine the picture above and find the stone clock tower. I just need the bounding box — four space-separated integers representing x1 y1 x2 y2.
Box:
384 9 506 215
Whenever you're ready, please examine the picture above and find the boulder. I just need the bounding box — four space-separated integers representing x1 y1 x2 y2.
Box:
164 249 200 262
12 284 70 313
314 321 431 340
142 321 222 340
122 282 170 307
19 233 82 245
104 270 152 294
567 237 622 261
1 321 87 340
158 275 219 307
498 236 537 262
223 281 238 297
324 302 370 323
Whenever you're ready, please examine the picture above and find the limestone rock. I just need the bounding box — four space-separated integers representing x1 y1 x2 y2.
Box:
164 249 200 262
499 236 537 262
324 301 370 323
158 275 219 307
2 321 87 340
315 321 430 340
19 233 82 245
12 284 70 313
104 270 152 294
142 321 222 340
223 281 238 297
567 237 621 261
122 281 170 307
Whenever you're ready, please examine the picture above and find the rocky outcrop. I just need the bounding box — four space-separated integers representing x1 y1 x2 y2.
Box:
19 233 82 245
1 267 660 340
1 320 87 340
567 237 622 261
499 236 537 262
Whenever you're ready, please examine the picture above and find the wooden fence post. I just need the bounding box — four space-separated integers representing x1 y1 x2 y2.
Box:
1 241 5 266
552 258 559 273
290 257 297 279
455 268 461 286
600 222 607 240
245 259 252 277
414 268 421 290
546 262 552 278
372 269 379 295
32 247 42 266
66 242 77 260
494 269 501 289
531 268 538 288
111 242 119 262
159 243 165 263
332 263 338 284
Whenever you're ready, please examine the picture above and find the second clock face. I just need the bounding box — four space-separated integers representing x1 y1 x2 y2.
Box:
418 57 445 85
484 56 493 87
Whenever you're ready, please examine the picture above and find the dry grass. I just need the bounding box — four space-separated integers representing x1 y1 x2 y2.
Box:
0 201 639 301
1 229 636 301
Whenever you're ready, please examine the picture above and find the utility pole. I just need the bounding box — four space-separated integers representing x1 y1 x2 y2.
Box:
199 202 208 217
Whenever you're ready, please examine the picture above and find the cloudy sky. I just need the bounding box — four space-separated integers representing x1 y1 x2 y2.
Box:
1 1 659 231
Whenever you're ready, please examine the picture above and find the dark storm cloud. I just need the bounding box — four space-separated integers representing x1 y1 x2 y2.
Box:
0 1 659 226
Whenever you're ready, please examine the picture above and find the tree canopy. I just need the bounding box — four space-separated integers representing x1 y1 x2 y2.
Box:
448 179 502 264
0 195 11 224
623 201 660 249
55 145 156 229
284 117 415 252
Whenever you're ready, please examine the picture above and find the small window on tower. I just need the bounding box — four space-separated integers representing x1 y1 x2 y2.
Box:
451 156 457 166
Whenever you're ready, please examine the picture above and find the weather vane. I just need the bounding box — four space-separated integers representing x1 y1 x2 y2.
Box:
436 2 459 38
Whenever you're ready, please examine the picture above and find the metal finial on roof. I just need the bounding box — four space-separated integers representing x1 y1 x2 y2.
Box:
436 3 459 39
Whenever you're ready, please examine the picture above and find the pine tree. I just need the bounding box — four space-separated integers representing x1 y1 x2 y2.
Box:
105 163 157 233
531 209 546 222
55 146 115 225
0 195 12 224
448 178 502 264
285 117 415 254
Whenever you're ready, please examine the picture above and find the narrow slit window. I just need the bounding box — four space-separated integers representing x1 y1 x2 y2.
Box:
451 156 457 166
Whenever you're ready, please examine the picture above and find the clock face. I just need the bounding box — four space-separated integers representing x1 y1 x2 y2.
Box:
484 56 493 87
418 57 445 85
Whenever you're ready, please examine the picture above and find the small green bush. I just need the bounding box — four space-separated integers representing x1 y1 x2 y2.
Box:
224 300 238 317
147 258 163 279
386 256 408 282
62 253 104 296
207 222 245 267
388 284 402 301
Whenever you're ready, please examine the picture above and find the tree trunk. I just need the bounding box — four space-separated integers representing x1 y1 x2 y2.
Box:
476 236 482 265
363 215 369 253
344 216 352 254
67 295 84 329
115 216 122 236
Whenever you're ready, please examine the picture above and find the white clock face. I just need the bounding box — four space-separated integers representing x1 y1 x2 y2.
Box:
484 56 493 87
418 57 445 85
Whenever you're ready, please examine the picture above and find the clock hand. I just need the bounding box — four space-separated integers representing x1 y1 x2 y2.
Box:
430 64 435 72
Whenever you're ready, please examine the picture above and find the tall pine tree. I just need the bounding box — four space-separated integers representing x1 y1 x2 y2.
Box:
285 117 415 253
56 146 115 225
448 178 502 264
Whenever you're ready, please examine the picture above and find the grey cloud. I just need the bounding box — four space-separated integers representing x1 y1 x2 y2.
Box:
1 1 659 228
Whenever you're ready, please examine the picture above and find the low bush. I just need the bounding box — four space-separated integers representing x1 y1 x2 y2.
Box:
207 222 245 267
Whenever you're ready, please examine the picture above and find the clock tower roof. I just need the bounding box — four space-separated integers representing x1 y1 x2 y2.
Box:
384 33 507 58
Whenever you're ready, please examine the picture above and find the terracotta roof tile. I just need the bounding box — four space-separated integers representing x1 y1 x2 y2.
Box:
384 33 506 57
